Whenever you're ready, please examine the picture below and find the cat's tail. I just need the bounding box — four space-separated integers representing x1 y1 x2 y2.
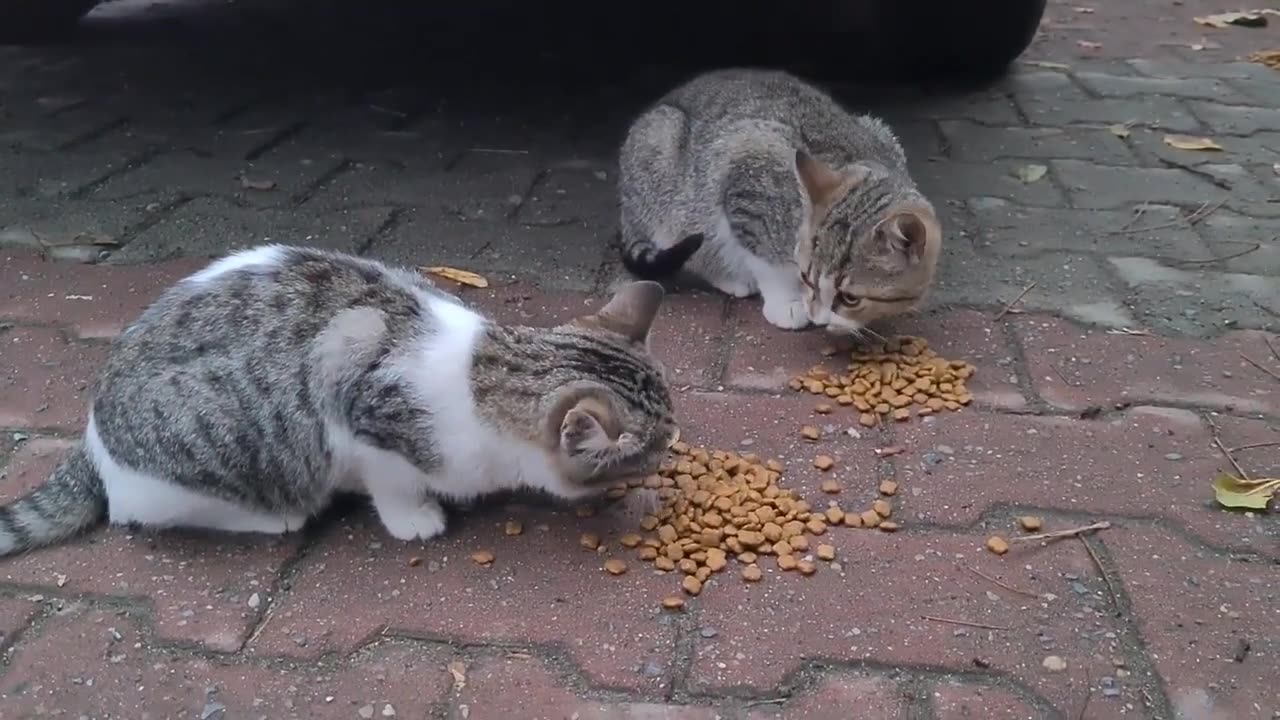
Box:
0 442 107 557
620 232 705 280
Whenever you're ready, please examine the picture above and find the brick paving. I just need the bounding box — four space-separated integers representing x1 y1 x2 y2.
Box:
2 0 1280 718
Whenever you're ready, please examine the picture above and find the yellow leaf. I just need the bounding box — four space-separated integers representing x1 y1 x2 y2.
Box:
1108 124 1132 139
1013 164 1048 183
1163 134 1224 151
1212 473 1280 510
1194 10 1278 28
1248 48 1280 70
447 661 468 691
421 266 490 288
1025 60 1071 71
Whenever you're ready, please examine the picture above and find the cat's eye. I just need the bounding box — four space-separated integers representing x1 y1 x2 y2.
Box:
837 292 862 308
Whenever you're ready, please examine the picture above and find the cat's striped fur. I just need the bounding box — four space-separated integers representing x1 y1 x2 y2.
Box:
0 246 678 555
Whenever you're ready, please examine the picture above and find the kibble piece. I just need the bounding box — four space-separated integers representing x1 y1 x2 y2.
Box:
1018 516 1044 532
638 546 659 561
821 479 842 494
825 507 845 524
878 520 900 532
661 596 686 610
678 558 698 574
604 558 628 575
705 550 728 572
738 551 758 564
664 544 685 561
789 534 810 551
408 556 423 567
892 408 911 421
470 550 495 566
986 536 1010 555
872 500 893 518
796 560 817 576
575 505 596 518
813 455 835 471
580 533 601 550
640 516 660 531
742 564 763 582
815 403 833 414
879 480 899 496
806 518 827 535
816 544 836 561
682 575 703 596
772 540 793 556
858 412 878 428
860 510 882 528
620 533 643 548
655 556 676 571
777 554 798 571
504 520 524 536
800 425 821 441
843 513 863 528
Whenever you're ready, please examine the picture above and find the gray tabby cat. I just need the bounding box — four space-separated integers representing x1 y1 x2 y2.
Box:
0 245 678 556
619 68 942 332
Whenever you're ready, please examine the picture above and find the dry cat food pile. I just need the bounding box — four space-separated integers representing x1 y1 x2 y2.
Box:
789 335 976 426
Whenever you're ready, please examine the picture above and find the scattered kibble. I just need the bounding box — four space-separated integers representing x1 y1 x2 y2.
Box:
1018 516 1044 532
796 560 817 576
815 404 833 414
814 455 835 471
682 575 703 596
878 480 899 496
620 533 643 548
742 564 763 582
777 554 798 571
790 335 976 425
872 500 893 518
986 536 1010 555
575 505 596 518
580 533 601 550
661 596 686 610
816 544 836 561
860 510 882 528
878 520 900 532
408 556 423 568
604 558 628 575
470 550 495 566
800 425 821 441
504 520 523 536
821 479 842 494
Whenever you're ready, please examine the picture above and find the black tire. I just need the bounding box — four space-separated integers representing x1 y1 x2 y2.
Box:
0 0 100 44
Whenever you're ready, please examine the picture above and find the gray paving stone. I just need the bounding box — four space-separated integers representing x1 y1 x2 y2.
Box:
1074 72 1252 104
110 197 394 263
1 148 143 202
938 121 1134 163
967 198 1211 260
0 199 155 258
368 210 606 292
1108 257 1279 334
0 99 126 152
910 158 1067 207
1051 159 1232 210
882 92 1022 126
932 240 1133 328
1124 60 1276 82
1197 212 1280 275
1186 102 1280 135
885 119 944 160
1124 128 1280 169
515 164 617 234
1015 83 1202 133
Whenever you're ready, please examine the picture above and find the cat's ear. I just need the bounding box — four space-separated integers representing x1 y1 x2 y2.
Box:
876 209 938 264
587 281 665 345
560 405 613 454
546 389 618 455
794 149 847 207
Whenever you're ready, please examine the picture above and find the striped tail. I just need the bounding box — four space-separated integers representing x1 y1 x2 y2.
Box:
620 232 705 280
0 442 107 557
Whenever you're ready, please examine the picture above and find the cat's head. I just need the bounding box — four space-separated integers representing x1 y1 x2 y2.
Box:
791 149 942 333
542 281 680 494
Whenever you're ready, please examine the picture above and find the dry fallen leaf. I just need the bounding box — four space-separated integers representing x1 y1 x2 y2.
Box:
1025 60 1072 71
1248 48 1280 70
1194 10 1277 28
1013 164 1049 183
421 266 490 288
1212 473 1280 510
1077 40 1103 50
447 661 468 691
1108 123 1132 139
1163 134 1224 152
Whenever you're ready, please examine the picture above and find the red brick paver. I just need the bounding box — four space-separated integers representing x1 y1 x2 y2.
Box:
0 242 1277 720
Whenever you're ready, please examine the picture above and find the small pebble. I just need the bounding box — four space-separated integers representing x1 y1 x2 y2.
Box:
1164 453 1184 461
1042 655 1068 672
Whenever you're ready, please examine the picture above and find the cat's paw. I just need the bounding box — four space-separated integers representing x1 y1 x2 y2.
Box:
712 278 756 298
377 500 448 541
762 299 811 330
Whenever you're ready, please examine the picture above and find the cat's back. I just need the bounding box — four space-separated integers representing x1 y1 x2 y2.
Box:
665 69 844 126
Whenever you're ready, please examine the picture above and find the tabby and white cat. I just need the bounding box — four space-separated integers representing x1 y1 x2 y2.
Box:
619 68 942 332
0 246 678 555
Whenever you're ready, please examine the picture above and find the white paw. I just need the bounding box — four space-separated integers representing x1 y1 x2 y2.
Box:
762 299 811 330
377 501 448 541
715 280 755 298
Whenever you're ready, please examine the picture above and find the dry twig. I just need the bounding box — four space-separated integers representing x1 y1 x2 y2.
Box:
1110 198 1225 235
1010 521 1111 544
1080 535 1121 615
967 566 1042 599
922 615 1011 631
1208 415 1253 482
993 282 1037 321
1228 441 1280 453
1240 353 1280 383
1174 242 1263 266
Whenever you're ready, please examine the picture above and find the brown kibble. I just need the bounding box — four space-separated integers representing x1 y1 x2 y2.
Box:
682 575 703 596
858 412 878 428
638 546 659 561
878 480 898 496
505 520 524 536
825 507 845 524
816 544 836 561
815 404 833 415
575 505 595 518
762 522 783 543
772 540 793 556
875 403 891 415
800 425 821 441
872 500 892 518
742 564 763 582
813 455 835 471
664 544 685 561
797 560 817 576
408 556 423 567
604 558 628 575
705 551 728 572
789 535 809 551
620 533 643 548
986 536 1010 555
1018 516 1044 532
878 520 900 532
820 479 842 494
777 554 798 571
843 513 863 528
806 518 827 535
836 394 854 406
892 407 911 421
738 551 758 564
655 556 676 571
657 524 678 544
661 595 686 610
678 558 698 575
580 533 601 550
640 516 659 531
470 550 495 566
860 510 882 528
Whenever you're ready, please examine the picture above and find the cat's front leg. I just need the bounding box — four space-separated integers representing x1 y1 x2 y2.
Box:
354 446 450 541
746 256 811 330
372 493 448 542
